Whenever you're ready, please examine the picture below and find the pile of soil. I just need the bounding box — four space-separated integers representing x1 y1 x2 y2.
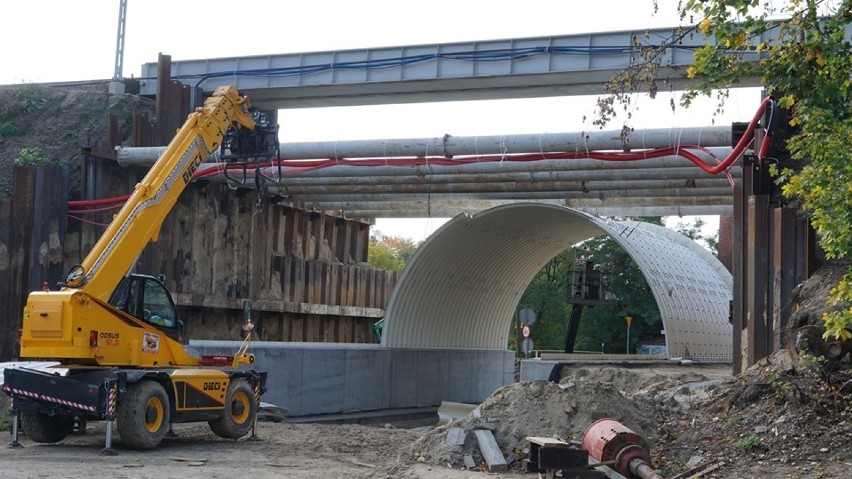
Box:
397 378 657 471
0 83 155 196
657 350 852 478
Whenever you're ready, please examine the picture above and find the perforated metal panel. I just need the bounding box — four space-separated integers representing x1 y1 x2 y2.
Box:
381 203 732 361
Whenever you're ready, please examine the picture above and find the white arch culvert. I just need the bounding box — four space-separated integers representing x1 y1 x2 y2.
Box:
381 203 732 361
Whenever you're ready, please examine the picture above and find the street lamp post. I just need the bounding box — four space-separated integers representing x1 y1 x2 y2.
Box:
625 315 633 355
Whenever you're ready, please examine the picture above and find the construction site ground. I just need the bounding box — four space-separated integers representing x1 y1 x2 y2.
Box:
3 354 851 479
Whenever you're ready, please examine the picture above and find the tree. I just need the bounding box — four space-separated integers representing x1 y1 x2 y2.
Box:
574 217 664 354
683 0 852 339
516 250 574 352
516 217 678 353
367 234 420 271
669 217 719 255
601 1 852 339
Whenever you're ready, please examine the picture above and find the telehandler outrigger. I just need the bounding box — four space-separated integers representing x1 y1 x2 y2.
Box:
2 86 274 450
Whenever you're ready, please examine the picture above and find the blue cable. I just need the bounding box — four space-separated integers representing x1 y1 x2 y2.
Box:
181 44 704 87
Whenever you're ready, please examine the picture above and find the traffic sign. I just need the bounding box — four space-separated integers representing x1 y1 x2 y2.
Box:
521 337 534 354
522 324 531 338
519 308 537 325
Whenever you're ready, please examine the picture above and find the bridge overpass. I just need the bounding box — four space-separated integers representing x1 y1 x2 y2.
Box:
137 24 773 108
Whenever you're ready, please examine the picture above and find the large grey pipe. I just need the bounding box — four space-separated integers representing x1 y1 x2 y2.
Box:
117 126 732 166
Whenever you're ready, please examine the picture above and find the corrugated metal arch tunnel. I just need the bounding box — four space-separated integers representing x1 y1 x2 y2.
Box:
381 203 732 361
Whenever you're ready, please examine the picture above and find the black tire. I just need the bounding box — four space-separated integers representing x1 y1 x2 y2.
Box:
209 379 256 439
117 381 170 449
20 411 74 443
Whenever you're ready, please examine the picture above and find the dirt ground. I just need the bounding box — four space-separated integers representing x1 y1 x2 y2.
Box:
3 355 850 479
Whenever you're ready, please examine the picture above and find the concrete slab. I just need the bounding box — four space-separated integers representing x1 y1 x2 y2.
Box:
301 348 346 415
474 428 508 473
190 341 514 417
445 427 467 446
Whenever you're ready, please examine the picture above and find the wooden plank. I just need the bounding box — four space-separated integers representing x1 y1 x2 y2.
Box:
330 264 341 305
294 257 305 303
526 437 570 447
355 224 369 263
305 314 321 342
346 265 356 306
342 222 353 264
338 316 351 343
292 315 305 342
357 268 368 308
321 262 331 305
278 313 292 341
474 429 508 473
773 207 796 351
732 181 745 374
746 195 770 366
312 262 324 304
322 315 336 342
283 208 295 256
366 268 376 308
314 213 325 260
0 195 15 360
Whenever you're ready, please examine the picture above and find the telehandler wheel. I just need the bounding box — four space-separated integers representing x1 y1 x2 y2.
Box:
209 378 256 439
20 411 74 443
117 380 171 449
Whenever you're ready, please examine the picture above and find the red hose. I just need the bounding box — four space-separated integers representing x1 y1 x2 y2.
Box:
68 97 774 213
68 195 130 208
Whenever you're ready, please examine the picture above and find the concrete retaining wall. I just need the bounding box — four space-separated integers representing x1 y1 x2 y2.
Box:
191 341 515 417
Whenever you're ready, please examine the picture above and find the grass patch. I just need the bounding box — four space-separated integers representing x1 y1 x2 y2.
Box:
0 120 18 139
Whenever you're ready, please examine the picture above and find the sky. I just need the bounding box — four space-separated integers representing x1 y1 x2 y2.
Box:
2 0 765 240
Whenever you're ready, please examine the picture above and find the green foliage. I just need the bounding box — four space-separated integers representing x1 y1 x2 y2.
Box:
367 234 420 272
679 0 852 338
22 89 46 112
669 217 719 255
738 435 762 451
0 178 11 197
0 120 18 139
0 406 10 432
14 147 51 167
574 217 664 354
516 250 575 351
516 217 667 353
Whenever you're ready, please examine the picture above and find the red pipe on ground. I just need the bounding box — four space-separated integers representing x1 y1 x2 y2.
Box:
581 418 663 479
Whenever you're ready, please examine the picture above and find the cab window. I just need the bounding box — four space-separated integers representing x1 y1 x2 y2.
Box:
109 275 178 333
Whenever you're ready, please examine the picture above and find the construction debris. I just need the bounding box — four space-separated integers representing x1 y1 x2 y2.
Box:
474 429 508 472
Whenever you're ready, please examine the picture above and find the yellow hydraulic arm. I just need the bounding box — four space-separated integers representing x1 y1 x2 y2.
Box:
19 86 257 367
68 86 254 299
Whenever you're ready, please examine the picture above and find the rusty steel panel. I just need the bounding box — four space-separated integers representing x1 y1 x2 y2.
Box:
773 207 796 351
746 195 770 366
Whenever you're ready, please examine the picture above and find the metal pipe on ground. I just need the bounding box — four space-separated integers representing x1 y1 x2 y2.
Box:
116 126 733 165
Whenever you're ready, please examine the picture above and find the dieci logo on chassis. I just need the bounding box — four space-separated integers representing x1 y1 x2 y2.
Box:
142 331 160 354
182 152 204 184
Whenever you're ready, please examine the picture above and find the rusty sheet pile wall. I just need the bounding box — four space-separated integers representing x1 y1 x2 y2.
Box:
0 164 396 361
0 167 69 360
93 175 396 345
137 184 396 343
